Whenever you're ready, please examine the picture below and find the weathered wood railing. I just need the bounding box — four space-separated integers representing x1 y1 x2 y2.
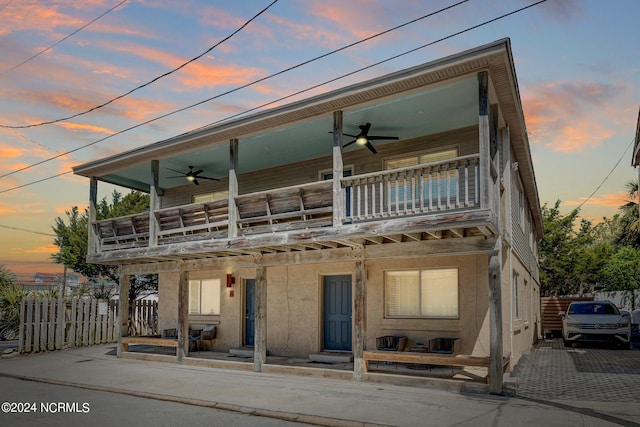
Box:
235 180 333 235
91 155 485 252
341 155 479 222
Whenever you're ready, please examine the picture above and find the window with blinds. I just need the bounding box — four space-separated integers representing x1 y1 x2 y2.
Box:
384 268 458 318
385 148 459 205
189 279 221 315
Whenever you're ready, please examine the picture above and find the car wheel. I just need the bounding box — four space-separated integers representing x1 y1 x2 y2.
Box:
563 339 571 348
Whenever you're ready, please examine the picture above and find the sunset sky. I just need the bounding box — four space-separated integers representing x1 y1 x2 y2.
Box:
1 0 639 282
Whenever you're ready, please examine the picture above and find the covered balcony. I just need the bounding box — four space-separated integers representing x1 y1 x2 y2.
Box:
88 150 497 263
75 41 527 265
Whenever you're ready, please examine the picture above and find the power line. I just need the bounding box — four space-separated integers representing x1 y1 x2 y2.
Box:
0 0 547 195
0 224 56 237
2 0 129 74
0 0 279 129
0 0 470 181
573 138 634 212
0 0 14 13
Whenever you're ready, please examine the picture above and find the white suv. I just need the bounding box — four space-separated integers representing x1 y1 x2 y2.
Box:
561 301 631 349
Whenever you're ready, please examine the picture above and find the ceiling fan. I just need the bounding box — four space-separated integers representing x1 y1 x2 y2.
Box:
332 122 399 154
167 166 219 186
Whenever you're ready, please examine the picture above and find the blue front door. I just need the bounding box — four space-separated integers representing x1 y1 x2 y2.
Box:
323 275 352 351
245 279 255 346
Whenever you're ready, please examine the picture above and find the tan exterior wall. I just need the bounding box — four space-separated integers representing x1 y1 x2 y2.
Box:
366 254 490 356
156 253 519 361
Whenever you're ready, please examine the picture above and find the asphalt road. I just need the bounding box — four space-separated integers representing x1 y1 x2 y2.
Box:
0 376 313 427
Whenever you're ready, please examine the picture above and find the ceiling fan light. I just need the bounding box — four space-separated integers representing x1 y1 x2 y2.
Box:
356 135 368 145
186 175 195 181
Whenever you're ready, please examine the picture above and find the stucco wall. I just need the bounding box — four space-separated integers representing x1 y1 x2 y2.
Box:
366 254 490 356
155 254 514 360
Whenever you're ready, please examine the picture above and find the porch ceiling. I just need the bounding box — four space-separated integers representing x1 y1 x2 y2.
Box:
97 77 478 192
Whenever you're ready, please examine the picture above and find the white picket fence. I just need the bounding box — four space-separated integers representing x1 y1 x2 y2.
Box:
18 297 157 354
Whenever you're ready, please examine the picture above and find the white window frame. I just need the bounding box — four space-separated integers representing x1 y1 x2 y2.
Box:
384 268 459 319
189 279 221 315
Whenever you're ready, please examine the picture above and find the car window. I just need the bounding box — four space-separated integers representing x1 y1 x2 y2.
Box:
569 303 618 315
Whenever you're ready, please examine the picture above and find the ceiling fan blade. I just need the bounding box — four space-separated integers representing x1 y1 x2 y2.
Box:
368 136 399 141
343 140 357 148
365 141 378 154
166 168 186 175
192 169 204 176
167 175 185 179
198 176 220 181
192 178 200 185
361 122 372 135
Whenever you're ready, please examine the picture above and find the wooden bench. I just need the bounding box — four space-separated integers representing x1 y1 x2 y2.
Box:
121 336 179 355
362 350 510 381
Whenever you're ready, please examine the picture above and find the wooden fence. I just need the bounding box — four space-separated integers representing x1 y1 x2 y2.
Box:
18 297 157 354
541 296 593 336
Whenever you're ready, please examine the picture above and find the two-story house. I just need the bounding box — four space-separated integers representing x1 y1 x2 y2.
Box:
73 38 542 394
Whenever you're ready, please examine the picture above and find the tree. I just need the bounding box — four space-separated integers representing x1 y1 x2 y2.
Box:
0 264 16 288
539 201 582 296
600 246 640 310
0 265 26 340
616 180 640 248
538 201 615 296
51 190 157 302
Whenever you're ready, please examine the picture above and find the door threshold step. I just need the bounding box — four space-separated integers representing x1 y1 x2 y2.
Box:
309 352 353 363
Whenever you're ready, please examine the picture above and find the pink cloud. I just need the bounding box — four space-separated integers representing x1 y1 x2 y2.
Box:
522 81 621 152
56 122 114 134
564 191 628 208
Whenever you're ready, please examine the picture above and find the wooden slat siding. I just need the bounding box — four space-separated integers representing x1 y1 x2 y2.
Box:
56 296 64 350
83 298 90 346
33 297 41 353
48 297 56 350
541 296 593 333
69 297 77 347
18 298 26 353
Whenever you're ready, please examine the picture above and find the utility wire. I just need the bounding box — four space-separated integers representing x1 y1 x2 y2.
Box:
573 138 634 213
0 0 547 194
0 0 469 180
2 0 129 74
0 0 279 128
0 0 14 13
0 224 56 237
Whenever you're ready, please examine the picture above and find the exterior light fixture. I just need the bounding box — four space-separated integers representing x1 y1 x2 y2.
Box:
226 274 235 288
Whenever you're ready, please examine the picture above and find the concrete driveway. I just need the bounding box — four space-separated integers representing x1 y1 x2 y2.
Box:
512 339 639 426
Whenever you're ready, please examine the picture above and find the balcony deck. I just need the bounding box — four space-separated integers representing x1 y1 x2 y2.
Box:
91 155 497 263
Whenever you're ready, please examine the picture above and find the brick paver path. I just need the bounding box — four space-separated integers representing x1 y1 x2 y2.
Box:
512 339 640 402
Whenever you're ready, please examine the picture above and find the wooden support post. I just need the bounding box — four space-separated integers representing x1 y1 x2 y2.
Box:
478 71 490 210
353 250 366 381
228 138 239 238
117 271 130 357
488 242 504 394
332 110 345 226
149 160 160 247
88 177 98 255
253 262 267 372
501 126 512 240
177 268 189 362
